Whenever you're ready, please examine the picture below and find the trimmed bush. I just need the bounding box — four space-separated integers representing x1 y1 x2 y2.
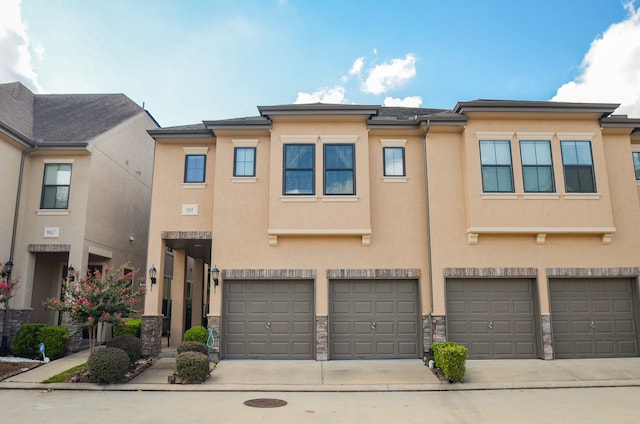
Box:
177 340 208 356
433 342 468 383
106 335 142 364
11 323 46 358
88 347 130 383
432 342 458 369
114 319 141 338
38 326 68 360
174 351 210 383
183 325 208 344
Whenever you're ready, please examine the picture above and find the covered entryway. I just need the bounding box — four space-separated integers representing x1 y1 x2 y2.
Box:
446 278 538 359
329 279 421 359
550 278 638 358
223 279 314 359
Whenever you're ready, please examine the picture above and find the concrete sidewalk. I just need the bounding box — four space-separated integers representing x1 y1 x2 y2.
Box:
3 349 640 392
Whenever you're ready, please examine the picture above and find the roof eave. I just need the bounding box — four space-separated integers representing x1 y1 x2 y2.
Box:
454 100 620 117
259 103 380 117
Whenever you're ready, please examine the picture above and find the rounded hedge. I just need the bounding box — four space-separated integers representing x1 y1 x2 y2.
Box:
105 335 142 364
38 326 68 360
114 319 141 337
175 351 210 383
183 326 208 344
177 340 208 356
88 347 130 384
11 324 46 358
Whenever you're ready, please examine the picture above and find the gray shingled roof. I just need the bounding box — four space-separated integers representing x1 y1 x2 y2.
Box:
0 81 145 144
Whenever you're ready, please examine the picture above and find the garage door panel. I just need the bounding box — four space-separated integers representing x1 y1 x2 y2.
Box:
331 321 350 335
248 301 268 314
330 279 420 359
446 278 537 359
227 301 246 314
550 278 638 358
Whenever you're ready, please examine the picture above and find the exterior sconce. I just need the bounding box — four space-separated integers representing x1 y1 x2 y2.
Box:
67 264 75 282
149 265 157 285
211 265 220 287
2 261 13 278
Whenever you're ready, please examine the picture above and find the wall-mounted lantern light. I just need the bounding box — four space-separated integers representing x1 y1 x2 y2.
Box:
211 265 220 287
67 264 75 282
149 265 157 285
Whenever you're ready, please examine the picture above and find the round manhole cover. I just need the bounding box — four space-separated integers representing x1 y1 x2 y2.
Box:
243 398 288 408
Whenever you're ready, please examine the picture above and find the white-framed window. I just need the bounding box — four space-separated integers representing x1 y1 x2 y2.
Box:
480 140 513 192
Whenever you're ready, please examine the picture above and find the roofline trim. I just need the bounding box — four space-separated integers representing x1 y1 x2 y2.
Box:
454 100 620 116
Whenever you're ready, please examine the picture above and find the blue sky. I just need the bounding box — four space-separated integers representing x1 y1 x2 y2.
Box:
1 0 639 127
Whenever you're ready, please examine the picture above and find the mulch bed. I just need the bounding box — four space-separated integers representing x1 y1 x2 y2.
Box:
0 361 41 381
66 357 156 383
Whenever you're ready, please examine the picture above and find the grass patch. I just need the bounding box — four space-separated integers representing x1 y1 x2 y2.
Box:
42 363 88 384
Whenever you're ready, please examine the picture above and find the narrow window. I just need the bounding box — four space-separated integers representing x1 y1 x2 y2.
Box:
283 144 314 195
324 144 355 195
633 152 640 181
383 147 405 176
184 154 206 183
561 141 595 193
41 163 72 209
480 140 513 192
234 147 256 177
520 140 554 192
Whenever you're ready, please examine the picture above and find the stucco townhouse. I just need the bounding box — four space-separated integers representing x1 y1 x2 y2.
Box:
138 100 640 361
0 82 158 352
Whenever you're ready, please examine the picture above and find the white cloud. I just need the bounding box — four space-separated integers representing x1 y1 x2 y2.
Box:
0 0 41 92
295 86 346 104
383 96 423 107
349 57 365 76
552 1 640 117
361 53 416 95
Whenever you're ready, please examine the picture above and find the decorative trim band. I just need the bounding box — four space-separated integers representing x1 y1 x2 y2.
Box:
223 269 316 280
546 267 640 278
444 267 538 278
161 231 212 240
28 244 71 253
327 268 420 279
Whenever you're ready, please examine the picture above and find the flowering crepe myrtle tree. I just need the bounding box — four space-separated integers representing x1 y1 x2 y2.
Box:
43 264 146 352
0 262 18 307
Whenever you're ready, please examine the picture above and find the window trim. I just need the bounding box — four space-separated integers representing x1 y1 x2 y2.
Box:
323 143 355 195
633 151 640 181
519 140 555 193
233 146 256 177
283 143 315 195
184 154 207 183
383 146 406 177
479 140 514 193
560 140 596 193
40 163 73 210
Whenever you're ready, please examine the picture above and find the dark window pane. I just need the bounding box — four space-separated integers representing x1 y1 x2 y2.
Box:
284 144 314 195
325 170 354 194
41 163 72 209
285 145 313 168
284 170 314 194
633 152 640 180
185 155 206 183
324 144 355 195
384 147 405 176
480 141 513 193
325 145 353 169
234 147 256 177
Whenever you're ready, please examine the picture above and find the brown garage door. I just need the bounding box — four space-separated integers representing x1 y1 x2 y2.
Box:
550 278 638 359
223 280 314 359
446 278 537 359
329 279 421 359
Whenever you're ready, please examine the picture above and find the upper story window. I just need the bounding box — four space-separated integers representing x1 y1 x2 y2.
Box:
561 140 595 193
234 147 256 177
41 163 72 209
283 144 314 195
480 140 513 192
383 147 405 177
633 152 640 180
520 140 554 193
324 144 355 195
184 154 206 183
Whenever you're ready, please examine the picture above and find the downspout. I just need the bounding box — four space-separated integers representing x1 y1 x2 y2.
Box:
422 120 435 348
10 148 30 262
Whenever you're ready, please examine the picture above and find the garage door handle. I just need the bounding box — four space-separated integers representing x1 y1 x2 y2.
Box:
488 321 494 330
371 322 376 331
265 322 271 330
589 320 596 329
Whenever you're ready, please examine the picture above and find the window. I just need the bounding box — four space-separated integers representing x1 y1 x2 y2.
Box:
184 154 206 183
41 163 72 209
324 144 355 195
284 144 314 195
561 141 595 193
234 147 256 177
633 152 640 180
383 147 405 176
520 140 554 192
480 140 513 192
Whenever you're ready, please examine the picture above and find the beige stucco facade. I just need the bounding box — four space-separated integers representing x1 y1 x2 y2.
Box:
144 101 640 361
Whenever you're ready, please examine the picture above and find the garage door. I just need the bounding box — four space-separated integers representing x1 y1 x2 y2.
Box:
550 278 638 359
446 279 537 359
329 279 421 359
223 280 314 359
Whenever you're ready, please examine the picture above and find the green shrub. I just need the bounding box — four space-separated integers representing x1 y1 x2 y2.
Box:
177 340 208 355
114 319 141 337
174 351 210 383
11 323 46 358
433 342 468 383
183 325 208 344
105 336 142 364
38 326 68 360
87 347 130 384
